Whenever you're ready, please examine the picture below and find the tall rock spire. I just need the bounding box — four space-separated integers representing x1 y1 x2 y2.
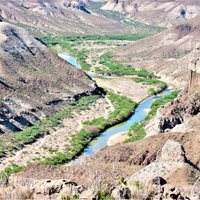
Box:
187 43 200 94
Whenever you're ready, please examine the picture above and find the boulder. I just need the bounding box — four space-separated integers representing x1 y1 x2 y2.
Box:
161 140 186 163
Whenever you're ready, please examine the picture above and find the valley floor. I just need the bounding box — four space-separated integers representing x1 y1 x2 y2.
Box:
0 98 113 170
1 33 200 200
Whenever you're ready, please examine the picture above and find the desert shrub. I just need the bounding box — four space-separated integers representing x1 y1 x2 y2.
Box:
84 91 137 129
0 95 100 158
41 92 137 165
0 164 24 185
99 52 154 77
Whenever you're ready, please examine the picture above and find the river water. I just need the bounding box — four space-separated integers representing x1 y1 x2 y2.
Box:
58 52 171 160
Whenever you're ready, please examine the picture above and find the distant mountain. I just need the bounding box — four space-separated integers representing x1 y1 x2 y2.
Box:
102 0 200 27
0 22 97 134
0 0 134 35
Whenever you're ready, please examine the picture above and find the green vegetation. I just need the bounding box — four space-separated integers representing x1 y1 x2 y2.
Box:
0 164 24 184
42 33 151 72
41 129 93 165
41 92 137 165
133 77 167 96
84 91 137 128
99 52 154 77
98 191 114 200
43 34 148 44
63 34 148 41
0 95 100 158
125 91 178 143
42 37 92 71
87 2 164 34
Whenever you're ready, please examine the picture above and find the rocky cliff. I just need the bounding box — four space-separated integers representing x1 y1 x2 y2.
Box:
102 0 200 27
187 43 200 94
0 22 97 134
145 42 200 135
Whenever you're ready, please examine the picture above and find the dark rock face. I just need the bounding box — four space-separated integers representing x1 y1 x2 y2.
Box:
159 95 200 132
157 43 200 133
0 22 97 134
152 176 167 186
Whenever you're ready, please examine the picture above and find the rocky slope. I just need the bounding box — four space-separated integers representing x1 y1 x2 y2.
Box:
4 132 200 199
145 41 200 135
113 17 200 89
102 0 200 27
0 22 97 134
0 0 134 35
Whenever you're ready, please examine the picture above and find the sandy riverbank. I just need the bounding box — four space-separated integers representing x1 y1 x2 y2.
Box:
107 131 129 146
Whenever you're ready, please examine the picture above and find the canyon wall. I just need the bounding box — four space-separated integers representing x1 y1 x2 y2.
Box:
145 43 200 136
187 43 200 94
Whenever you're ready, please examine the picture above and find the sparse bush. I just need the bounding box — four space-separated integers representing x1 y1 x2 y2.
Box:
99 52 155 77
0 164 24 185
0 95 100 158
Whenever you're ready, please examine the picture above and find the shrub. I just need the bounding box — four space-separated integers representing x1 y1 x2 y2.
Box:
0 95 100 158
99 52 155 77
41 92 137 165
0 164 24 185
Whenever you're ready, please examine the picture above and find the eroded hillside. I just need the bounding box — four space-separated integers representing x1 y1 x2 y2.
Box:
113 17 200 89
0 22 97 134
0 0 137 35
102 0 200 27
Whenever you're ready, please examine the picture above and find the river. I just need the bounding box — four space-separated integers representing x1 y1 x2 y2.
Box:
58 52 171 161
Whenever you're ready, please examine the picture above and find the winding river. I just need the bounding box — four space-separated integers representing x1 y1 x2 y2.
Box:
58 52 171 161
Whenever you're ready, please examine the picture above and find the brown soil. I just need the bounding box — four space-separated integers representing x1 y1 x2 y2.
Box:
15 131 200 188
94 76 150 102
16 162 142 188
87 131 200 169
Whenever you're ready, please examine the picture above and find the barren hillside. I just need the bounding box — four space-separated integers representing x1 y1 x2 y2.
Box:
0 0 136 35
113 16 200 88
0 22 97 134
102 0 200 27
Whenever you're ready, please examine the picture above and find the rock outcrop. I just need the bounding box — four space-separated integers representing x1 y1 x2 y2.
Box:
125 140 200 199
0 22 97 134
126 140 188 183
144 40 200 135
187 43 200 94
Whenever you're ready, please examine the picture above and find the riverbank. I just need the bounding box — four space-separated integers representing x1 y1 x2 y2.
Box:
107 131 128 146
0 96 113 170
